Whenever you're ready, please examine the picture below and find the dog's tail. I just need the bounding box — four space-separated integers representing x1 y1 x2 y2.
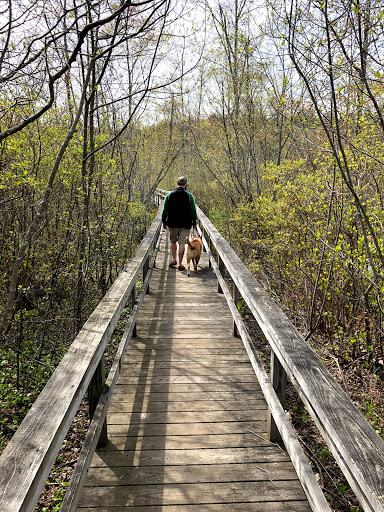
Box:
186 234 202 247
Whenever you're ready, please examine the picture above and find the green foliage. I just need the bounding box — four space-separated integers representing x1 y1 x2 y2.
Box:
318 447 329 459
229 144 384 393
39 485 66 512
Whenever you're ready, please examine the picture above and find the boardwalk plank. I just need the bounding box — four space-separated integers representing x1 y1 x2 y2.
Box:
119 366 257 376
89 446 290 467
78 480 305 507
106 410 267 424
98 433 274 450
78 504 311 512
111 391 265 402
107 422 267 437
113 382 262 393
130 338 244 348
108 399 266 412
124 350 247 358
136 314 233 321
83 462 299 486
116 375 260 384
119 360 254 369
134 332 236 339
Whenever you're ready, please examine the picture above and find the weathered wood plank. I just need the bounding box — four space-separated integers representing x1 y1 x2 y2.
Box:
98 433 272 450
108 400 266 413
138 304 231 312
139 302 231 310
114 382 261 393
132 332 236 340
116 375 260 384
139 303 229 310
126 346 247 353
90 446 290 468
126 348 249 364
77 503 311 512
133 332 235 339
111 391 264 402
136 315 234 323
107 410 267 424
267 351 287 443
131 337 244 348
87 355 107 448
120 360 254 368
118 366 256 376
106 421 267 437
125 347 246 355
139 287 229 298
139 290 230 298
113 384 261 395
136 318 233 325
83 462 299 486
78 480 304 507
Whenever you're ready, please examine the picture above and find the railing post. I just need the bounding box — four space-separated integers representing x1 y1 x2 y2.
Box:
88 355 107 448
217 254 225 294
208 238 212 268
267 351 287 443
233 284 240 337
131 285 137 336
143 256 150 294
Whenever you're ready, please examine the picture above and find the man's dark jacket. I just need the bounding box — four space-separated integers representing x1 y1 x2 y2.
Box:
162 187 197 229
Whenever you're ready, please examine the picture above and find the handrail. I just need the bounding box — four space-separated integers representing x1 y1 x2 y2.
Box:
155 189 384 512
0 208 163 512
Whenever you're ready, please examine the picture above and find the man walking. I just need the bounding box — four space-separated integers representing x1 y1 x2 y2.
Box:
162 176 197 271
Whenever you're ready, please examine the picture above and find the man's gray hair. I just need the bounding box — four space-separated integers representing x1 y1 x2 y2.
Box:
177 176 188 185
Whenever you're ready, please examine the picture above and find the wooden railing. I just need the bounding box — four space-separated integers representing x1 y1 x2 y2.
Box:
156 189 384 512
0 209 163 512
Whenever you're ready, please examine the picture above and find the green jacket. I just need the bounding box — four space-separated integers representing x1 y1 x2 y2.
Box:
162 187 197 229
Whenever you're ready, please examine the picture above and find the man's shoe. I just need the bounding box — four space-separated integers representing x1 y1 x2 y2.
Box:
169 261 177 267
178 265 185 271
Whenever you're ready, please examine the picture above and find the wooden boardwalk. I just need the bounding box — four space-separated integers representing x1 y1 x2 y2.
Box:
77 233 311 511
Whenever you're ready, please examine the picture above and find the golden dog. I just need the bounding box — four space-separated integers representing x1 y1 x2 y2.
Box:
185 235 203 276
